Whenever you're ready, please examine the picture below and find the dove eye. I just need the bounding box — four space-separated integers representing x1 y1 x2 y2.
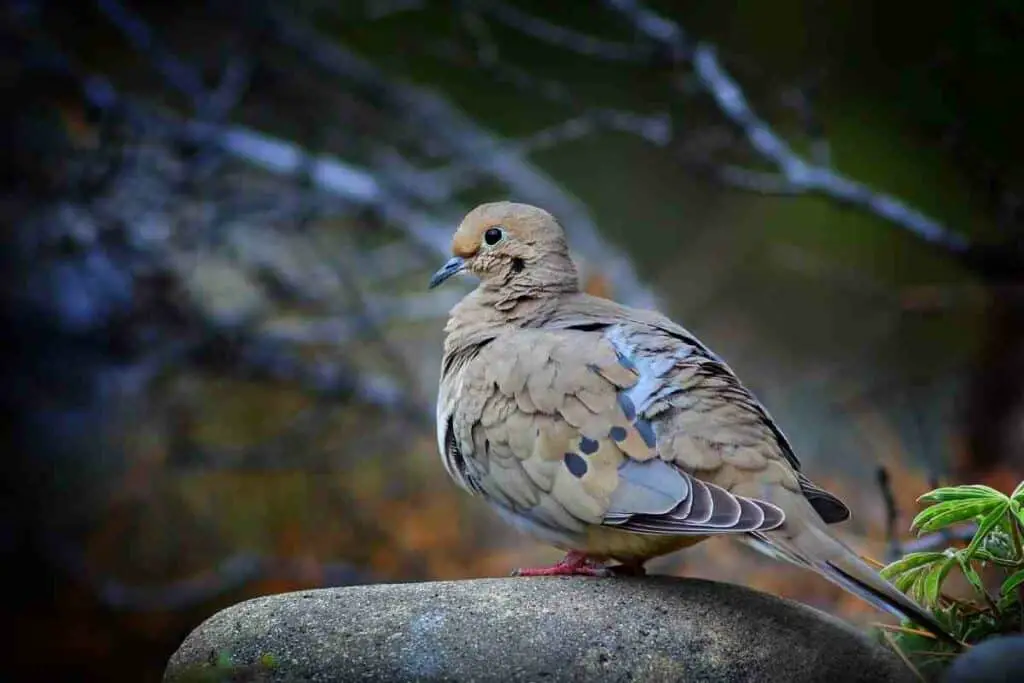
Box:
483 227 504 246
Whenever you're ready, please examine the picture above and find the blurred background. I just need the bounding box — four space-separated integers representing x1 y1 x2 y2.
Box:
3 0 1022 680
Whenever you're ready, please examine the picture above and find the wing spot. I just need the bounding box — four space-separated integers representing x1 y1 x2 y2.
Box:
579 436 599 455
563 452 588 478
609 426 628 442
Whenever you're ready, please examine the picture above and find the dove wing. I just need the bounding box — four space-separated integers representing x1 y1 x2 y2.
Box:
442 326 785 537
542 298 851 526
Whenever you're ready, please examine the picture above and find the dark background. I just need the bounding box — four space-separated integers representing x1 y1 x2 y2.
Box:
3 1 1022 680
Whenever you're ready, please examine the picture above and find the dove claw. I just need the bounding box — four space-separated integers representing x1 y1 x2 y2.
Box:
510 550 617 577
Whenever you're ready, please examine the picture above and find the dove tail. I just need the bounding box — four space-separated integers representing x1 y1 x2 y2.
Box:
752 524 959 646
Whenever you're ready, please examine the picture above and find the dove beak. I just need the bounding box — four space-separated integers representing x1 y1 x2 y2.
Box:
428 256 466 289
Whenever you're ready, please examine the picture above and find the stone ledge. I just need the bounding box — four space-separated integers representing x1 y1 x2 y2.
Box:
164 576 914 682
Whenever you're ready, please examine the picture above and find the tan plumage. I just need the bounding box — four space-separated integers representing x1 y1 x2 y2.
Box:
430 201 955 642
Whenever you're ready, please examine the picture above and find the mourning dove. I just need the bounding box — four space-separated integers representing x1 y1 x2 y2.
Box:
430 201 954 642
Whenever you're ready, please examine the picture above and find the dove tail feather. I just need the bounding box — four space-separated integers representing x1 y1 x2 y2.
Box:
751 527 959 646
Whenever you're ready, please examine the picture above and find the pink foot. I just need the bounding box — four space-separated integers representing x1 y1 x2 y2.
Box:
511 551 639 578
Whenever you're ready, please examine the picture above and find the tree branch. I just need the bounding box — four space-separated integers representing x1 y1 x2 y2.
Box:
603 0 974 262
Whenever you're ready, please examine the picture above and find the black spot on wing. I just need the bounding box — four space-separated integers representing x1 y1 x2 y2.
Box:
579 436 599 455
564 452 588 477
609 426 627 442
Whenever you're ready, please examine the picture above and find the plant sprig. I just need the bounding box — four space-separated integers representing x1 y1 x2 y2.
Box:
877 480 1024 680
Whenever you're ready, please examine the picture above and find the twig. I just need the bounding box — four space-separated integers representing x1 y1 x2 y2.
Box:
875 623 943 640
877 466 902 561
876 465 979 561
481 1 652 63
95 0 211 113
203 51 252 122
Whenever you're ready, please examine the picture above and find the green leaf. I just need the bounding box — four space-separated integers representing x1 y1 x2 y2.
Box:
913 499 1002 533
922 557 956 607
1011 480 1024 502
1001 569 1024 597
911 501 969 529
919 485 1006 503
997 592 1018 613
908 569 929 606
964 502 1011 558
893 565 929 594
1010 500 1023 533
955 552 987 601
880 552 946 581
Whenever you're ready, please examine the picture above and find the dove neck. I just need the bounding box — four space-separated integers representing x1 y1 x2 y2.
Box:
483 253 579 302
443 253 581 353
480 275 579 317
444 282 575 350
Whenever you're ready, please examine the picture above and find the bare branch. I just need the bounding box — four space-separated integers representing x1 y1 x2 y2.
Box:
456 10 576 106
691 44 971 256
481 1 651 63
601 0 973 260
95 0 211 113
260 6 661 309
711 166 803 196
458 1 979 270
204 52 253 122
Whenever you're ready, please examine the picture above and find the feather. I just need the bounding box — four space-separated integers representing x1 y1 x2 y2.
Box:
607 459 688 516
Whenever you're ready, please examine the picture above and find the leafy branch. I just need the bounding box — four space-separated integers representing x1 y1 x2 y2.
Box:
879 481 1024 679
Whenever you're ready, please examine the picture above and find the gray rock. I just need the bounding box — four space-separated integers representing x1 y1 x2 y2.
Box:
944 635 1024 683
164 576 914 682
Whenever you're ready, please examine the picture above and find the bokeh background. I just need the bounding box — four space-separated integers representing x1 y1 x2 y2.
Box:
4 1 1023 680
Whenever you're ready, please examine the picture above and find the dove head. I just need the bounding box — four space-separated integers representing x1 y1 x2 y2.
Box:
428 201 579 295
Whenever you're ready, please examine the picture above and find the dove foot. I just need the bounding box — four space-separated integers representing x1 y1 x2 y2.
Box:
511 551 617 578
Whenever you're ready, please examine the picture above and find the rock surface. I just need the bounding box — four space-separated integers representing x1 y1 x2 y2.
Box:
943 634 1024 683
164 576 914 682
